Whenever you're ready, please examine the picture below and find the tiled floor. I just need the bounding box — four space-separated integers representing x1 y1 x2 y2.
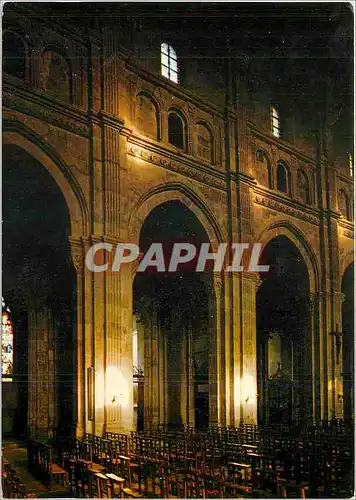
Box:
2 441 70 498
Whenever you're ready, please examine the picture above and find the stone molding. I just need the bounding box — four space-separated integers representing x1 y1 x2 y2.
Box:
338 218 354 239
254 194 319 225
128 144 226 191
3 85 89 137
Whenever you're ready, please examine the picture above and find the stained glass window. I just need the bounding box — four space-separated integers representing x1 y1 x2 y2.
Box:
2 299 13 381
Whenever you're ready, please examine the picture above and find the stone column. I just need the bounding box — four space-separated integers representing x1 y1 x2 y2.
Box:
28 306 55 440
208 274 224 427
104 240 122 433
240 272 260 424
309 294 317 424
113 262 134 433
143 312 153 428
324 290 344 420
180 320 194 427
69 238 86 438
144 301 160 428
333 292 345 419
158 315 167 425
167 308 182 426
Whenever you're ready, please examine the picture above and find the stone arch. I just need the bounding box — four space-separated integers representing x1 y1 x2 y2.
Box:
257 221 320 295
40 45 73 104
3 120 88 237
276 160 292 195
340 251 354 280
338 189 351 220
296 168 311 205
195 121 214 164
128 182 225 253
168 106 189 151
136 90 161 140
255 148 273 188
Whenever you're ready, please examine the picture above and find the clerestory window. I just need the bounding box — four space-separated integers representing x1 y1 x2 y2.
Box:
161 42 178 84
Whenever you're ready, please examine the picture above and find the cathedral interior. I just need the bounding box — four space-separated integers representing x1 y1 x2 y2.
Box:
2 2 354 498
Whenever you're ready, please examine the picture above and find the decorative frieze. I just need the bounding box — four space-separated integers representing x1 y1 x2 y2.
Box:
254 194 319 225
128 145 226 190
3 88 89 137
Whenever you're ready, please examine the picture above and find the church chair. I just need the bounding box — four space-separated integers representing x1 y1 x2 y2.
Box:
278 478 309 499
163 466 185 498
73 460 91 498
119 455 142 492
183 471 204 498
122 487 143 498
51 461 68 487
223 462 252 497
202 474 224 499
106 472 126 498
251 467 279 498
93 472 112 498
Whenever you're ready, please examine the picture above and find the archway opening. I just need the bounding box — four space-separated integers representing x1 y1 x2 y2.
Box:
342 262 354 421
133 200 215 431
2 145 76 441
256 235 310 426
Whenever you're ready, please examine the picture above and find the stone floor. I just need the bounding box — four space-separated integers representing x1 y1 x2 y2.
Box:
2 440 70 498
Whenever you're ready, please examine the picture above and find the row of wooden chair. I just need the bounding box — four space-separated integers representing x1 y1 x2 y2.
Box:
50 421 354 499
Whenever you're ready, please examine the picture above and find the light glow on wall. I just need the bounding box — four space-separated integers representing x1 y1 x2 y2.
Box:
241 374 257 405
106 366 130 409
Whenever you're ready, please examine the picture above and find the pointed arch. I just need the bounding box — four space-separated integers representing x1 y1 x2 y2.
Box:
257 221 320 295
128 182 225 252
196 121 214 164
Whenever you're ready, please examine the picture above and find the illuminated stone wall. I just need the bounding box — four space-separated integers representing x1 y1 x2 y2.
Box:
2 4 354 433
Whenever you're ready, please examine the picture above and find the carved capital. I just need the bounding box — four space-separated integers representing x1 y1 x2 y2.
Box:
69 237 84 275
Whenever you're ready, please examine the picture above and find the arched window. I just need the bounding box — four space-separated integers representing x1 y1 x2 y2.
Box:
136 93 160 140
41 49 72 103
2 298 13 381
168 112 185 149
256 149 272 188
3 31 26 78
161 42 178 84
271 105 280 138
339 190 351 220
297 170 310 204
277 161 288 193
196 123 213 163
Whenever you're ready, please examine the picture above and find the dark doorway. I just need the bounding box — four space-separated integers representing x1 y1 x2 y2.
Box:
133 201 213 429
2 145 76 440
256 236 310 426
